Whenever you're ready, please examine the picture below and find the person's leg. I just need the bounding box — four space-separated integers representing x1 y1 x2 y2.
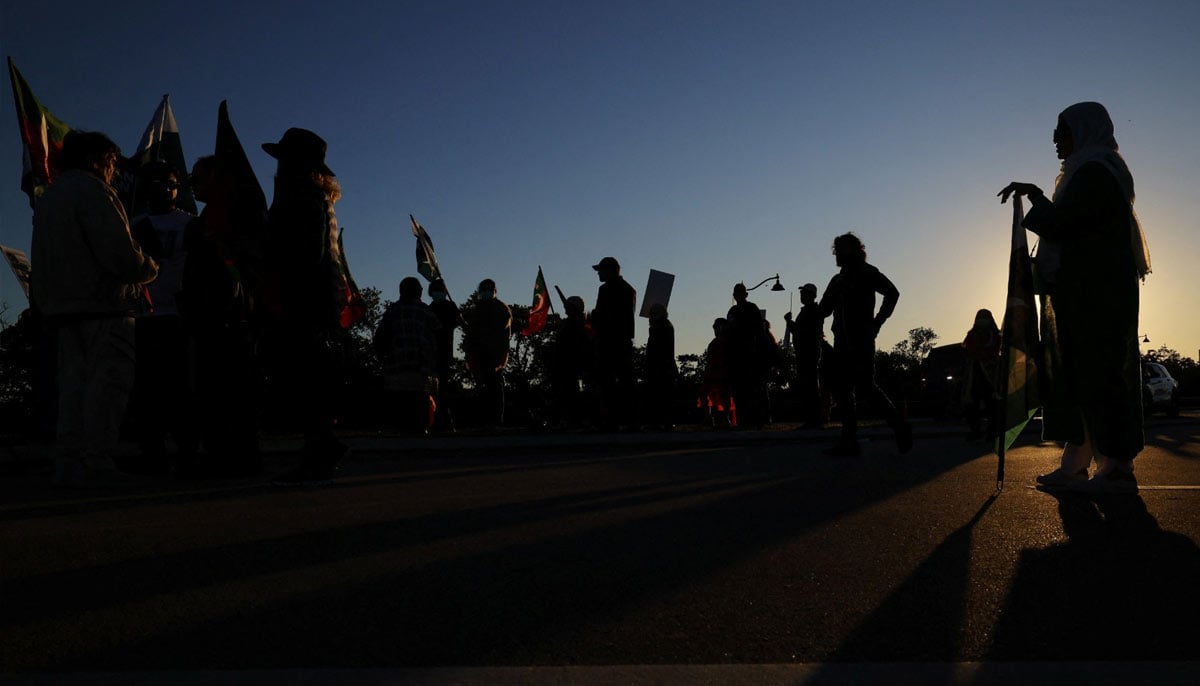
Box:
53 321 87 484
82 316 137 464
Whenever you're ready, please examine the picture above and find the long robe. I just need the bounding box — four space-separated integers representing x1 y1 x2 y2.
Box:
1023 162 1143 460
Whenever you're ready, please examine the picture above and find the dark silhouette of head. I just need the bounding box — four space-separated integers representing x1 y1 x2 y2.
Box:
732 283 748 303
189 155 216 204
262 127 334 176
59 131 121 185
478 278 497 299
649 303 668 321
399 276 423 302
973 308 999 332
832 232 866 267
713 317 727 335
799 283 817 306
566 295 586 318
593 256 620 283
139 160 180 214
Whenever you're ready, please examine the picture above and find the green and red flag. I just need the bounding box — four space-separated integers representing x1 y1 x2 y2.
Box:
7 57 71 208
520 266 552 336
995 196 1041 485
411 214 442 282
124 94 196 215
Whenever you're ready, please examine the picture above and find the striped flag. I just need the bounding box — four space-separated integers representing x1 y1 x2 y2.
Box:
520 266 552 336
411 214 442 282
7 57 71 208
995 196 1041 482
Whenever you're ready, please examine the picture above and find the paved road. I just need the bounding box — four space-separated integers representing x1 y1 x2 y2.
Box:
2 418 1199 684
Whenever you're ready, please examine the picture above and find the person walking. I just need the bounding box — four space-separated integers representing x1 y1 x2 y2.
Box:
817 232 912 456
1000 101 1150 494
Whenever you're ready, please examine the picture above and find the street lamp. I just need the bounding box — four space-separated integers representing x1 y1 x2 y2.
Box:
746 274 786 292
1139 333 1150 344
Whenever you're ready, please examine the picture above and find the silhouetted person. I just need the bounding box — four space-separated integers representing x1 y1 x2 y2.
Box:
590 256 636 431
549 295 593 428
31 131 159 486
644 303 678 431
374 277 441 434
177 154 265 477
1001 101 1150 493
726 282 769 428
258 128 349 485
427 278 463 432
817 232 912 456
961 308 1001 442
785 283 826 428
463 278 511 427
701 317 735 428
127 161 198 474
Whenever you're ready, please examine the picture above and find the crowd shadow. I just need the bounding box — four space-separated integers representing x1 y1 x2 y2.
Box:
2 437 991 670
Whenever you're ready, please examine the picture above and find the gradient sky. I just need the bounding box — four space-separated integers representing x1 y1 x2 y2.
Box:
2 0 1198 359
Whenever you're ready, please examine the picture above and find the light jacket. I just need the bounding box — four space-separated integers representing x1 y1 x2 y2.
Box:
31 169 158 317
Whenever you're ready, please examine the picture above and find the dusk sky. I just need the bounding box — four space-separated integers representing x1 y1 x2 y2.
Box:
2 1 1198 359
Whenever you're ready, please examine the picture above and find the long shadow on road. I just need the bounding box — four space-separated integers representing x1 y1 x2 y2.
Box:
3 439 998 670
984 491 1200 662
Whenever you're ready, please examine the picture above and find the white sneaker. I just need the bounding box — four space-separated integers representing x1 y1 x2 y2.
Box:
1035 467 1089 488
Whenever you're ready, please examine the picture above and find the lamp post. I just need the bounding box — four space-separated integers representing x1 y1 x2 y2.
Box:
1139 333 1150 345
746 274 786 292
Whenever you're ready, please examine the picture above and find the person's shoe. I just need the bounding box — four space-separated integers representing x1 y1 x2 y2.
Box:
822 442 862 457
894 421 913 455
1036 467 1089 488
1080 468 1139 495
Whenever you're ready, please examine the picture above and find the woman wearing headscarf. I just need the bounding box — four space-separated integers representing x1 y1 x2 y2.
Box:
1000 102 1151 493
961 309 1001 441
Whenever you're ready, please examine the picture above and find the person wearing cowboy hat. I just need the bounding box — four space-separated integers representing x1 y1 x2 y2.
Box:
258 127 349 485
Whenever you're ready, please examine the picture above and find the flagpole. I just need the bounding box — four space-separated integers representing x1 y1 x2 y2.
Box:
540 266 555 314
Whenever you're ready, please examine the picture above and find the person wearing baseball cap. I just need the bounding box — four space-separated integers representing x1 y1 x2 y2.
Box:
591 256 636 430
784 282 827 428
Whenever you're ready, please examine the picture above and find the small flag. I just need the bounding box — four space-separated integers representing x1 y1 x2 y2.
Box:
411 214 442 283
7 57 71 208
520 266 551 336
125 94 197 215
995 196 1041 482
1 244 32 300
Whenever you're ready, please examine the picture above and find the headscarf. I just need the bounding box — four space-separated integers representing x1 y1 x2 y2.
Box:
1053 101 1151 280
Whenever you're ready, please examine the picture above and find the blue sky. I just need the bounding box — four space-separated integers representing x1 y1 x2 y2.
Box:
2 1 1198 358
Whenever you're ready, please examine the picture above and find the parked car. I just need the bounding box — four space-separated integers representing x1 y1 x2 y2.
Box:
1143 362 1180 417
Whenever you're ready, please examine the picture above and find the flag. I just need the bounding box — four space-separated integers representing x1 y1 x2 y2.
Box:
7 57 71 208
520 266 551 336
334 227 366 329
411 214 442 282
125 94 197 215
995 196 1041 482
210 100 267 243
